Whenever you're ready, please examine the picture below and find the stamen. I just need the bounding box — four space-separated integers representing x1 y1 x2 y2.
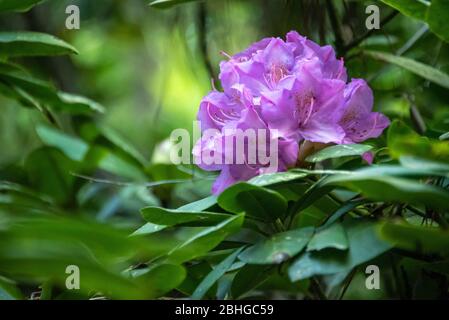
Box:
220 51 233 60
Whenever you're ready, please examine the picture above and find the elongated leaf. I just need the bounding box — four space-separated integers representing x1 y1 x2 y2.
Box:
307 223 348 251
326 174 449 210
381 0 428 21
178 195 217 211
191 247 244 299
84 145 147 181
0 276 22 300
231 264 274 299
399 156 449 175
0 0 45 12
128 264 186 298
132 222 167 236
248 171 307 187
0 62 104 114
427 0 449 43
141 207 231 227
99 125 147 166
166 214 244 263
24 147 77 205
365 50 449 89
218 183 287 222
239 227 314 264
36 126 89 162
380 221 449 255
289 220 391 281
305 144 373 162
388 120 449 162
440 132 449 141
0 32 78 57
56 92 105 114
149 0 200 9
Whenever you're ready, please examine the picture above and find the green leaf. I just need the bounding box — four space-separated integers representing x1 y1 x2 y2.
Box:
321 200 366 229
0 215 171 299
128 264 186 298
178 195 218 211
381 0 429 21
326 174 449 210
427 0 449 43
399 156 449 175
0 32 78 57
191 247 244 299
307 223 348 251
98 125 147 166
364 50 449 89
0 276 23 300
56 92 105 114
24 147 77 204
84 145 147 181
166 214 244 263
231 264 273 298
0 0 45 12
141 207 231 227
305 144 373 162
388 120 449 162
439 132 449 141
149 0 200 9
380 221 449 255
248 171 307 187
218 182 287 222
132 222 167 236
0 62 103 114
36 126 89 162
288 220 392 281
238 227 314 264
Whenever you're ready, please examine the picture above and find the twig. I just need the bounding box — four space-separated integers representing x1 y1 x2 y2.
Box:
197 2 214 82
325 0 344 55
339 268 357 300
342 11 399 54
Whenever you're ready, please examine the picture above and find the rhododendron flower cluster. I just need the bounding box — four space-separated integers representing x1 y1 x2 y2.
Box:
193 31 390 194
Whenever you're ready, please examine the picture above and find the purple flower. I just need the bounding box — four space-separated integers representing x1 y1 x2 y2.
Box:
193 105 299 194
194 31 390 194
340 79 390 143
260 58 346 144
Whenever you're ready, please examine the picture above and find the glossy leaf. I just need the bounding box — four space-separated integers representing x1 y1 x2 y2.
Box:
326 174 449 210
191 247 244 299
248 171 307 187
307 223 348 251
0 32 78 56
365 50 449 89
149 0 200 9
36 126 89 162
238 227 314 264
388 120 449 162
380 221 449 255
0 0 45 12
381 0 428 20
166 214 245 263
218 183 287 221
141 207 231 227
305 144 373 163
427 0 449 43
289 220 392 281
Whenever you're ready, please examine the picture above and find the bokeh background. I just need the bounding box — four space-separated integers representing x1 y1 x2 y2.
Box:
2 0 447 166
1 0 449 300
